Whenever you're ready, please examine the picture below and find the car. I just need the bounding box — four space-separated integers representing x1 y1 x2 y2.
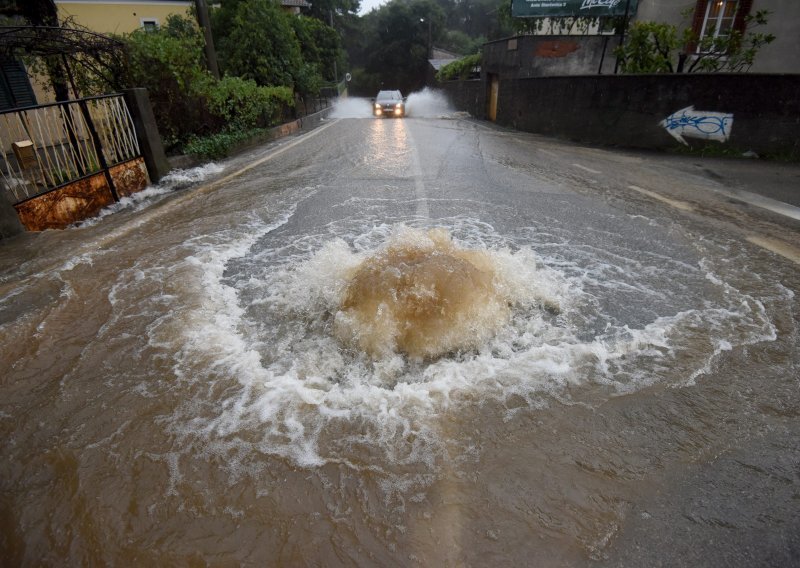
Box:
372 90 406 118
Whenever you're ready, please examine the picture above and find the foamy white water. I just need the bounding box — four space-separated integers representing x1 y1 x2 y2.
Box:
405 88 456 118
146 214 777 473
78 163 225 226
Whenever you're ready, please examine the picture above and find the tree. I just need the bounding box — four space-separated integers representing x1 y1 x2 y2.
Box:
291 15 344 83
213 0 303 88
211 0 340 95
116 14 294 151
362 0 445 93
306 0 360 25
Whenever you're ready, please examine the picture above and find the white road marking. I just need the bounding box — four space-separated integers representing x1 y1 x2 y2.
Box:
746 235 800 265
707 186 800 222
539 149 558 158
572 163 602 175
404 125 430 218
627 184 694 212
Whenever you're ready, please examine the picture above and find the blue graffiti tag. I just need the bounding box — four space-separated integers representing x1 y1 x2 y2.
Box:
660 106 734 144
663 110 732 137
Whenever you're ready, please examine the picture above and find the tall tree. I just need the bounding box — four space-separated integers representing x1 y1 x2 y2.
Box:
363 0 445 93
211 0 339 94
291 15 344 83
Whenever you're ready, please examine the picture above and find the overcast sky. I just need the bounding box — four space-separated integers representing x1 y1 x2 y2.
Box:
358 0 388 15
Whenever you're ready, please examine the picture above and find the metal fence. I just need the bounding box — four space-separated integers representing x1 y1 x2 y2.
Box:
0 93 140 204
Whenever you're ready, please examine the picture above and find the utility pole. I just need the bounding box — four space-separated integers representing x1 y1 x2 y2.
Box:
194 0 220 80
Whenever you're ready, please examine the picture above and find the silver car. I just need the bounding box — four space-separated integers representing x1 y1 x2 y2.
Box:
372 90 405 118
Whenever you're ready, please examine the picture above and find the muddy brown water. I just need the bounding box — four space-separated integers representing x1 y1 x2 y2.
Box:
1 105 799 565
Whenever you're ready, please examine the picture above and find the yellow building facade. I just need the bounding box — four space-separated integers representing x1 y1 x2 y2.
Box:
27 1 194 104
55 0 193 35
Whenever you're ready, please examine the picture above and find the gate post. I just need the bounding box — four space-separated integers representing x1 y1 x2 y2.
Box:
124 88 170 183
0 189 24 238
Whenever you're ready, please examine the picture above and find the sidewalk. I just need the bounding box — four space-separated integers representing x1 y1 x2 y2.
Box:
669 154 800 207
650 153 800 222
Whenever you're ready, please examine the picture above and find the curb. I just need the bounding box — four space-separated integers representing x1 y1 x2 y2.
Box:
167 105 336 171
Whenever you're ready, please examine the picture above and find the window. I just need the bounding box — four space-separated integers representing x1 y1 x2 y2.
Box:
140 18 159 32
690 0 753 53
700 0 738 42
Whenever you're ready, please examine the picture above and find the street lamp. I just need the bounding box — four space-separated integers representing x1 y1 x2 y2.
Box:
419 17 432 59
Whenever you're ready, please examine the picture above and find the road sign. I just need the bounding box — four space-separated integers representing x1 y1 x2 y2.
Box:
512 0 639 18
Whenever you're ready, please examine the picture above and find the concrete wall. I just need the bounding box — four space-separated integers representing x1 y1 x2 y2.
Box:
633 0 693 25
442 79 484 118
483 35 617 78
441 74 800 157
748 0 800 74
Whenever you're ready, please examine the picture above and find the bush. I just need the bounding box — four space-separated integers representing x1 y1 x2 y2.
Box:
207 77 294 130
184 128 267 160
121 15 218 149
117 15 297 153
436 53 481 81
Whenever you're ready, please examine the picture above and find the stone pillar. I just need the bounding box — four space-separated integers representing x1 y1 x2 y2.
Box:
123 88 171 183
0 189 24 238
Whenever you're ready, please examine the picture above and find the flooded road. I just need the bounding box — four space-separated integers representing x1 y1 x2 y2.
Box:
1 92 799 565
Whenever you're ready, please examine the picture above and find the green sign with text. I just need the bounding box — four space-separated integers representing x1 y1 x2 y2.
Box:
512 0 638 18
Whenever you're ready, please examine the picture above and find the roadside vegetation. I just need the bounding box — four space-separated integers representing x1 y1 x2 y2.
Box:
4 0 343 157
436 53 482 82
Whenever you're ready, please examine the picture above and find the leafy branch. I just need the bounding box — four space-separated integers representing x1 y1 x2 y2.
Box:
436 52 481 81
615 9 775 74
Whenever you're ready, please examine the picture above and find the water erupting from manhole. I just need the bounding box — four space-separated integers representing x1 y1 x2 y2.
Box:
334 227 535 358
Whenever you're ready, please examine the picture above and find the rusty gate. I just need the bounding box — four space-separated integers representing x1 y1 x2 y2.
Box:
0 93 149 230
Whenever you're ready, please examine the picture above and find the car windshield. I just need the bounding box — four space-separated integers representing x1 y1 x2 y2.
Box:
376 91 402 102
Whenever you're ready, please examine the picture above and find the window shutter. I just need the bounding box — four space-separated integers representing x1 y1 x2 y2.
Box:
687 0 709 53
733 0 753 34
0 58 37 111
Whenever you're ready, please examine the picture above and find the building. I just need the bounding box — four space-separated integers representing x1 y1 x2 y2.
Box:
55 0 194 35
634 0 799 74
54 0 311 33
493 0 800 76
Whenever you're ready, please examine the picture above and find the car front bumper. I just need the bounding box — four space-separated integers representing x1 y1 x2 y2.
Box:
374 105 404 117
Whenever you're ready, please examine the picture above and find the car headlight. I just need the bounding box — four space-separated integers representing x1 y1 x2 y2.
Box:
374 103 381 109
